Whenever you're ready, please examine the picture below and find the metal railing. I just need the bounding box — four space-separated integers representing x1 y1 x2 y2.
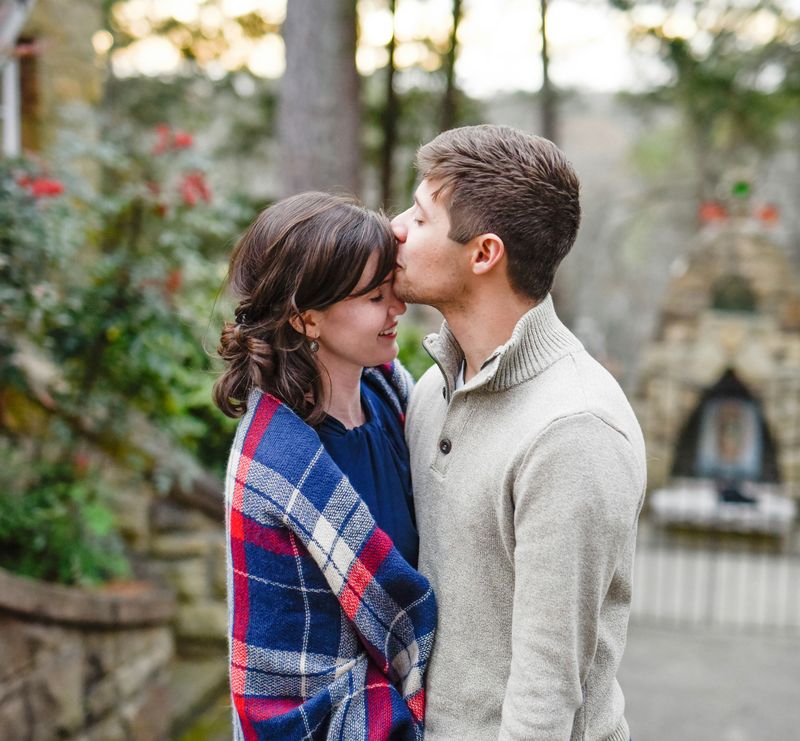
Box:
631 515 800 632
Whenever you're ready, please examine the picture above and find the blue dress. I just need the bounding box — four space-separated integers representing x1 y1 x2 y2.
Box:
316 376 418 568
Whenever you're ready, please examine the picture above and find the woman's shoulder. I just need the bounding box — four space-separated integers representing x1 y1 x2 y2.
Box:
235 389 322 465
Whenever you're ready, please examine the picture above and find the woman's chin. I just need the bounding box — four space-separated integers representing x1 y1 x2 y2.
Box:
370 344 399 367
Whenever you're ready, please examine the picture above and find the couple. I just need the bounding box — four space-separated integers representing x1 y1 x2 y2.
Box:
214 125 646 740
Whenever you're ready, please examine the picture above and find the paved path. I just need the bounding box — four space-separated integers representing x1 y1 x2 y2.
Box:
177 623 800 740
620 622 800 741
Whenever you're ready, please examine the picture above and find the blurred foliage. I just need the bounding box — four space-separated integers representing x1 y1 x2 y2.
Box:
614 0 800 194
0 124 251 584
36 128 245 462
397 323 434 381
0 433 130 586
0 161 81 383
106 0 282 70
105 0 483 210
103 72 278 203
362 71 485 207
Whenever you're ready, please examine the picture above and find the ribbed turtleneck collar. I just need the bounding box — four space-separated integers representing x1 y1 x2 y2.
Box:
422 294 583 397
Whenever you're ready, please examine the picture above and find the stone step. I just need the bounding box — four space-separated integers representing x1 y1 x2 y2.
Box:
169 655 230 740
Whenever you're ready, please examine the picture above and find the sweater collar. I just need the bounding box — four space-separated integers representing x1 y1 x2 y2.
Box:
422 294 583 398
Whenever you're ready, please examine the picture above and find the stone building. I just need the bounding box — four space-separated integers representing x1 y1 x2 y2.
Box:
638 196 800 532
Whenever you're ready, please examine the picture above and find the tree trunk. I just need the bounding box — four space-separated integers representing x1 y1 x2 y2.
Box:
539 0 557 143
440 0 463 132
380 0 398 208
277 0 361 197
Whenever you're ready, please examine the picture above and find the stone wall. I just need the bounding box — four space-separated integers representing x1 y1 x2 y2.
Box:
102 414 229 653
639 215 800 494
141 499 229 653
3 374 230 656
0 569 175 740
4 351 231 736
79 434 229 655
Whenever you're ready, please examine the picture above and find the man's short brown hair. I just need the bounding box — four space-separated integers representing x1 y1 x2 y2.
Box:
415 124 580 301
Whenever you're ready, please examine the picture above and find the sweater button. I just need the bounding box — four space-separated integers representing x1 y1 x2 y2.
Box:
439 438 452 455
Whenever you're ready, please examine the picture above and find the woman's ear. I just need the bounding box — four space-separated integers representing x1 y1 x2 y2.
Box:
289 310 321 339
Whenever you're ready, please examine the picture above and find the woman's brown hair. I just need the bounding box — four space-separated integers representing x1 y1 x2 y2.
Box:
213 192 396 424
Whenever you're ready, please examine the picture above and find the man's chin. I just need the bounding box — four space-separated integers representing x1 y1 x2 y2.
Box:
394 272 438 306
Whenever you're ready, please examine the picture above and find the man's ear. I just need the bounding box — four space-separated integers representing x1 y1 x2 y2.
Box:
289 310 321 339
469 233 505 276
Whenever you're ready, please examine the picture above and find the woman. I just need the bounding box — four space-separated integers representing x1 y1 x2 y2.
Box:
213 192 436 740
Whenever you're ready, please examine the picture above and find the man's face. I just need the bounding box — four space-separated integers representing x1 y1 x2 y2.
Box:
390 178 469 308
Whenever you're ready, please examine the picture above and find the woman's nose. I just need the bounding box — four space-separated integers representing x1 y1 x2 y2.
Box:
388 285 406 316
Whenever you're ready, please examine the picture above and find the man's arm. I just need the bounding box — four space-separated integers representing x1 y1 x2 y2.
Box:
499 412 645 740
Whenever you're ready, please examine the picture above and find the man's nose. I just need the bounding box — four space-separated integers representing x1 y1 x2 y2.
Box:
391 212 408 242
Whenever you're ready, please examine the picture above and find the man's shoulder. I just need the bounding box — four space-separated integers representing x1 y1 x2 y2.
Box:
407 364 445 425
507 347 643 455
416 363 443 391
569 351 642 432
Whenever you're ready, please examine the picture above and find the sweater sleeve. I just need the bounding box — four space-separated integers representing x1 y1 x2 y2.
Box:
498 412 644 740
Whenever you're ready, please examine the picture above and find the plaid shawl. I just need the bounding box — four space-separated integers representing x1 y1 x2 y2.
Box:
224 362 437 740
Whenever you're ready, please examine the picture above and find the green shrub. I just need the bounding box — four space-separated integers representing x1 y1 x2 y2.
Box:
0 435 130 586
0 129 248 585
397 323 434 381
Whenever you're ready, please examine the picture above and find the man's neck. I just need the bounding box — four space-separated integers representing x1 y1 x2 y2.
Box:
443 291 540 382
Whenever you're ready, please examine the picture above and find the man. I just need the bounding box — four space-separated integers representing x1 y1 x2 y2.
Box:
391 125 646 740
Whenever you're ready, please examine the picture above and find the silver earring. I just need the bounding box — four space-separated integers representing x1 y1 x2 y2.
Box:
309 339 320 353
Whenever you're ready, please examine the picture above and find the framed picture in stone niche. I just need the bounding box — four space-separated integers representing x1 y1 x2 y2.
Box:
696 397 762 481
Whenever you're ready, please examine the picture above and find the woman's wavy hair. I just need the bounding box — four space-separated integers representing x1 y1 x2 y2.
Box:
213 191 396 424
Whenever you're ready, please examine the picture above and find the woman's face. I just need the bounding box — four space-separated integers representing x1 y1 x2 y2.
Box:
311 252 407 373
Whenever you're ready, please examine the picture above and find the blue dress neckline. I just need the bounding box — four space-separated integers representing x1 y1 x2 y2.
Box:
316 378 418 567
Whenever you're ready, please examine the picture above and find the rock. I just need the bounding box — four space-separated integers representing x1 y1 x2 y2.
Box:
175 602 228 643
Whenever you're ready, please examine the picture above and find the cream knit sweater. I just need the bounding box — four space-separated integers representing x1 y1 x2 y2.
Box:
406 295 646 741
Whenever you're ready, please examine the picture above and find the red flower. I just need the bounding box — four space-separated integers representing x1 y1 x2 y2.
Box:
33 179 63 197
173 131 193 149
73 452 91 476
164 268 183 296
179 171 211 207
153 124 194 153
698 201 727 223
17 175 64 198
757 204 779 225
153 123 172 154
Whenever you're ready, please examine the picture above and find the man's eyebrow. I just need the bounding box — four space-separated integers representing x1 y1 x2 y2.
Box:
413 196 429 217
